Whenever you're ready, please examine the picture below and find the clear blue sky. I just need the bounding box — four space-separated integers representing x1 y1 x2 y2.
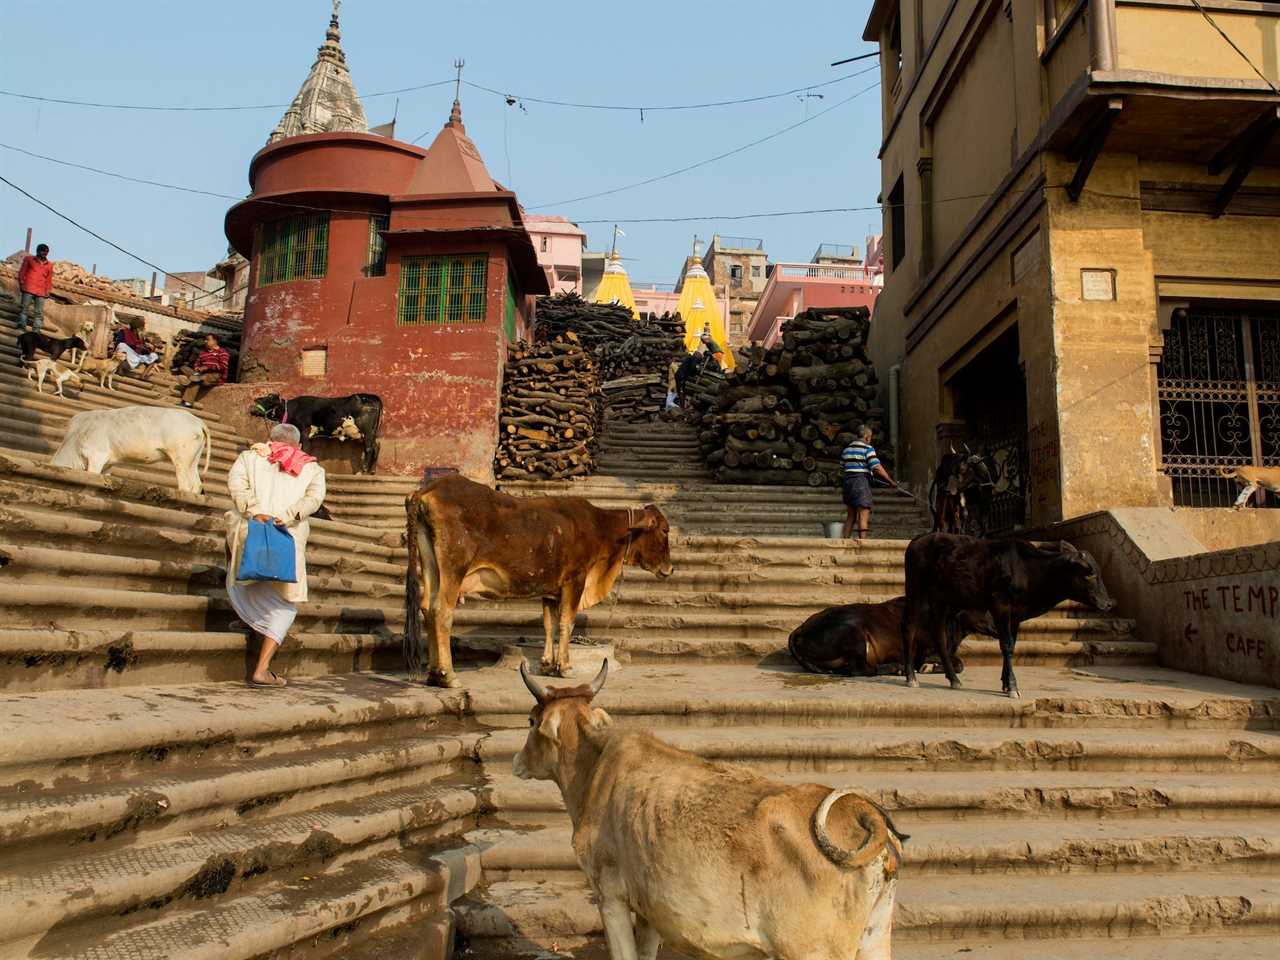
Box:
0 0 882 290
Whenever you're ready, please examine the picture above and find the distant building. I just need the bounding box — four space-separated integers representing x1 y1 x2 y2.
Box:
223 5 547 478
681 235 769 345
525 215 586 295
633 285 727 325
581 251 606 300
746 247 881 347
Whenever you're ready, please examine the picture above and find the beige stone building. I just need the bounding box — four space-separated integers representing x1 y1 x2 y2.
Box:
865 0 1280 530
680 234 770 344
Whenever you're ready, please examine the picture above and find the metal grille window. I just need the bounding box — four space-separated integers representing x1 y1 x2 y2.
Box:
397 254 487 326
367 215 389 277
1157 307 1279 506
256 214 329 286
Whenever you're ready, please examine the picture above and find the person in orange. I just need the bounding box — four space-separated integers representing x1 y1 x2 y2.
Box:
17 243 53 331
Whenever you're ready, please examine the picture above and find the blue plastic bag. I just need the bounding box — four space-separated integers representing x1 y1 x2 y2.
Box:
237 518 297 583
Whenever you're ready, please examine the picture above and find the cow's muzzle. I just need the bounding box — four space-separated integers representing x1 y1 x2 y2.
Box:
656 563 674 578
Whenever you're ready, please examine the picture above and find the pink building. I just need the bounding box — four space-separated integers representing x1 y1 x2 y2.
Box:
745 261 881 347
524 214 586 294
632 285 728 325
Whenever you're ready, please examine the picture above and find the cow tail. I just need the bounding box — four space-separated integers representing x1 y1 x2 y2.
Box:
403 494 437 679
927 476 939 530
201 420 212 479
812 789 896 870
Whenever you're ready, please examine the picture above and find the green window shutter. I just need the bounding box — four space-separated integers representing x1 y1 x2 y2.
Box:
367 215 389 277
504 272 517 341
256 213 330 287
396 254 487 326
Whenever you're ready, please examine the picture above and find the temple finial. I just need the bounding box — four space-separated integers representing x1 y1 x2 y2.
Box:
447 59 466 128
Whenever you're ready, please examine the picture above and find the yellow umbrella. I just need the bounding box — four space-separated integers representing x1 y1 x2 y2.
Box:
593 251 639 320
677 254 735 370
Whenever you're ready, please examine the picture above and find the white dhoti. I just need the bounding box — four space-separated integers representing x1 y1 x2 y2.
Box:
115 342 159 368
226 581 297 645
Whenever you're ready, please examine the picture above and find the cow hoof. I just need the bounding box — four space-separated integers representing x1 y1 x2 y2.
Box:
427 670 462 689
906 678 919 688
554 664 577 679
949 678 963 689
1006 689 1020 699
539 658 555 675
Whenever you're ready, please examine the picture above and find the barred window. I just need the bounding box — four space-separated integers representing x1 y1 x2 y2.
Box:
256 213 329 286
367 214 389 277
397 254 487 325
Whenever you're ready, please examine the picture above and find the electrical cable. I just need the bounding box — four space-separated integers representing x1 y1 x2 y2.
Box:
0 79 455 113
1187 0 1280 94
0 64 877 116
0 172 231 301
462 64 878 113
530 80 880 209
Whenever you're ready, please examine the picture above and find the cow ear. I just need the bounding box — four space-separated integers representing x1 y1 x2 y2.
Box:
629 507 657 531
537 710 562 744
587 707 612 731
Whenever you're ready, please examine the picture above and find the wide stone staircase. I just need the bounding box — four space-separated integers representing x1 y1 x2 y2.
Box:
1 289 1278 958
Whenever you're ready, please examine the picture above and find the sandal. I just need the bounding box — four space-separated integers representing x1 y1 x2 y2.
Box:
249 671 287 687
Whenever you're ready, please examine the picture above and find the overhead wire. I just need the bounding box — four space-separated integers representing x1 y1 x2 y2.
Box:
1187 0 1280 94
0 64 877 115
530 79 881 209
462 64 878 113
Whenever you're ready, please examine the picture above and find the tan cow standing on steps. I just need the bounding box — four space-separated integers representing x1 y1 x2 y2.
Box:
513 661 907 960
403 475 673 688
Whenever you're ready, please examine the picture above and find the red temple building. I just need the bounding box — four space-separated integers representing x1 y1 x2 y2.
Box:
223 7 547 478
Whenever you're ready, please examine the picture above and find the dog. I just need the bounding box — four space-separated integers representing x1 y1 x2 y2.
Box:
25 358 83 398
76 354 123 391
16 331 88 366
1220 465 1280 509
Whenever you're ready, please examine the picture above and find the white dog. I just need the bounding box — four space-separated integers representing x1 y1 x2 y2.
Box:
25 358 83 398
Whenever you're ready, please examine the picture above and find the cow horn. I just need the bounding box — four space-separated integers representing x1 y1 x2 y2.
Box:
812 789 892 870
962 441 971 455
519 660 549 704
949 442 957 454
589 659 609 698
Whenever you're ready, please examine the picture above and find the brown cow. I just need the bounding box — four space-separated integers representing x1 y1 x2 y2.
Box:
788 596 998 678
513 661 906 960
403 476 673 688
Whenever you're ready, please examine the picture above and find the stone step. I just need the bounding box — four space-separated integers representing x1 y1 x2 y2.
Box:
455 871 1280 949
0 372 235 437
25 843 476 960
482 767 1280 825
0 779 478 950
470 816 1280 881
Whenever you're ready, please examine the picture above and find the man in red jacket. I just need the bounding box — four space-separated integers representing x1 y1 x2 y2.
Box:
17 243 53 331
178 333 231 406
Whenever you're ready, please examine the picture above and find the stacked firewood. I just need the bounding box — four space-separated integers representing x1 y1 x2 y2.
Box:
690 307 884 486
495 333 603 481
535 292 686 421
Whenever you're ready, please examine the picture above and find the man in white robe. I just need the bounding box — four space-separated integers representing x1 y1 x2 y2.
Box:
225 423 326 686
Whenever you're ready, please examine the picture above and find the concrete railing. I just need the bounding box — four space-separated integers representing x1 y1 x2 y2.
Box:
775 262 870 281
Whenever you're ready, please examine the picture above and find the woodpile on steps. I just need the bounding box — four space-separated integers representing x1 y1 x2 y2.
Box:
494 333 604 481
535 292 686 422
687 306 885 486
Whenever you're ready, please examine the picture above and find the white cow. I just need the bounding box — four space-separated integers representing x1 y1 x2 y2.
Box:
50 406 212 494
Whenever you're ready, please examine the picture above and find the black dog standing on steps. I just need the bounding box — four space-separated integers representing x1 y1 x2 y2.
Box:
16 331 87 366
902 533 1116 698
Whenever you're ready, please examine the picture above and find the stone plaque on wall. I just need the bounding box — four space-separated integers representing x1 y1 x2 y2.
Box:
1081 269 1116 301
1011 230 1041 283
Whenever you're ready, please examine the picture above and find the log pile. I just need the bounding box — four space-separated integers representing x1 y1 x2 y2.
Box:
494 333 603 481
689 306 885 486
535 292 685 421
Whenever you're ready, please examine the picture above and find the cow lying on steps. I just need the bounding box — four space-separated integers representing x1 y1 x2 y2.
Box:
789 595 997 678
903 533 1116 698
403 476 673 688
514 661 907 960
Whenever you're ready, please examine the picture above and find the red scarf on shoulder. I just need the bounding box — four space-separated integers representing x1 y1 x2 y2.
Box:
256 441 317 476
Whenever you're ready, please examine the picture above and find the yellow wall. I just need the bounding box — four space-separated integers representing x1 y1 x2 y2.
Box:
1116 7 1280 85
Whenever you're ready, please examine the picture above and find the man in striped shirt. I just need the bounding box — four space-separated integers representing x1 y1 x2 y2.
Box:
841 424 896 539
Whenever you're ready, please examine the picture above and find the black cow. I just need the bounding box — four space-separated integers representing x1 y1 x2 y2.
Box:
16 331 87 366
250 393 383 474
788 595 998 677
903 533 1116 698
929 445 994 534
